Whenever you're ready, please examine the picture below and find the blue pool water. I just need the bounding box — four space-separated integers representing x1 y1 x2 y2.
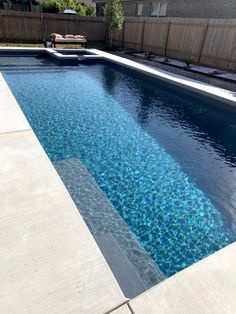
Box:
3 63 236 277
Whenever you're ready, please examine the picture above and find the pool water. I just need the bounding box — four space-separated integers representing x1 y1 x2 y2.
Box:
3 62 236 277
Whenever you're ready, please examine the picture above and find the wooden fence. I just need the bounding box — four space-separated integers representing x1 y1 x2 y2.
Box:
0 11 235 71
0 10 105 43
111 17 236 71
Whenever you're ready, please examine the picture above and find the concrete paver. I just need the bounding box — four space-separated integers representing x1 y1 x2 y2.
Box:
129 242 236 314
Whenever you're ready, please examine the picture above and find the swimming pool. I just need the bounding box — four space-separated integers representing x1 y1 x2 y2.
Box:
2 57 236 292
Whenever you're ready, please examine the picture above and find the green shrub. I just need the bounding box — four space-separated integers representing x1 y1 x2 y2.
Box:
85 5 96 16
41 0 62 13
40 0 95 15
64 0 86 15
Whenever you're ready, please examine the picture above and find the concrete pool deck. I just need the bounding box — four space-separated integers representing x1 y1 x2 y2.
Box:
0 48 236 313
113 242 236 314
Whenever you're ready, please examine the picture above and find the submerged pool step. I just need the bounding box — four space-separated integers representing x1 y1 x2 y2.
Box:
53 158 166 297
95 233 146 298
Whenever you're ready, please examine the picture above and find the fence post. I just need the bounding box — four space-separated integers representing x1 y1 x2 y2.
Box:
104 25 108 46
140 20 145 51
163 19 171 56
121 20 125 49
40 14 45 40
0 12 6 42
77 17 80 36
197 21 209 64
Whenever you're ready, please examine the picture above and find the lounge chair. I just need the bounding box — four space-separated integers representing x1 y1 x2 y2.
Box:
50 33 87 48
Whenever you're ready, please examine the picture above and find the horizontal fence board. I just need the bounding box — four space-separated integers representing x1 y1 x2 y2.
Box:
166 20 206 62
79 19 105 41
3 12 42 41
200 20 236 70
143 20 169 55
124 20 143 49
